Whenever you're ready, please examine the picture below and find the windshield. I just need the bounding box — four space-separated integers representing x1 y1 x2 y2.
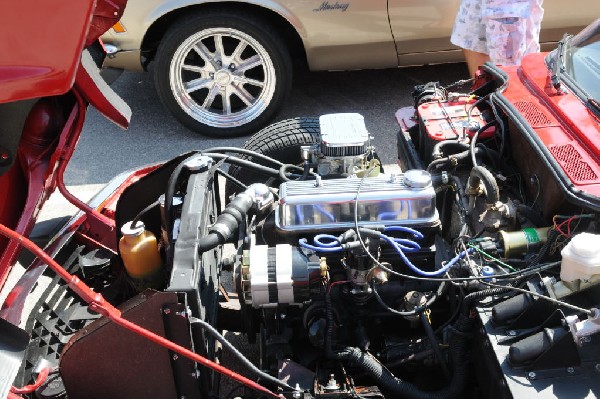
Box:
548 19 600 101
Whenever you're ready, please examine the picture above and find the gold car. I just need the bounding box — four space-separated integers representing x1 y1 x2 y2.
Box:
101 1 598 137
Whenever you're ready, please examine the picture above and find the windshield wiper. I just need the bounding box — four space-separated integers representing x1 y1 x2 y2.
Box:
550 33 571 92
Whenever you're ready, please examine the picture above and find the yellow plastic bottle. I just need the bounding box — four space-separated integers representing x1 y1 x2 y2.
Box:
119 221 163 282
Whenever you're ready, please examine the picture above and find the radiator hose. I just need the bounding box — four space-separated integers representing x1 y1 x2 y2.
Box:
197 184 271 253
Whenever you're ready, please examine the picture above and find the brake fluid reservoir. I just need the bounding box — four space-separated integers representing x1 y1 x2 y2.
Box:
119 221 163 282
560 233 600 283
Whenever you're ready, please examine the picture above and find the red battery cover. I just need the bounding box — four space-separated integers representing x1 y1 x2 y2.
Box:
418 96 495 142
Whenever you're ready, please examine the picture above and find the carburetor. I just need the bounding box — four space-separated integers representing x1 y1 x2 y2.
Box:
301 113 378 176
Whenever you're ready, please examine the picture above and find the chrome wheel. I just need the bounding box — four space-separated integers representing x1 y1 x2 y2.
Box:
169 27 277 129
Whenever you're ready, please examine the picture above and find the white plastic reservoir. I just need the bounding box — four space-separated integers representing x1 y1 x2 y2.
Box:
560 232 600 283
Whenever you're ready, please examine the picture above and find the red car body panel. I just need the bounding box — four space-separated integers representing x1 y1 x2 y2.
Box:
0 0 128 290
502 53 600 199
0 1 94 103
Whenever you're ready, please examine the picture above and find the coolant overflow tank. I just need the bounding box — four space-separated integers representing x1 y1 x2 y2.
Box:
561 232 600 283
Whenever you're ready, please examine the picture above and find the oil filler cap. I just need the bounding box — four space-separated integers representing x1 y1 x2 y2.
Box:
403 170 432 189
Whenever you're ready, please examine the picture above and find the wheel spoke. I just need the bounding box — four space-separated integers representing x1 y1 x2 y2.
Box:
182 64 205 74
184 77 212 93
193 42 218 69
232 84 255 106
231 41 247 63
214 34 226 61
237 55 262 72
222 88 232 115
202 84 221 109
234 75 265 88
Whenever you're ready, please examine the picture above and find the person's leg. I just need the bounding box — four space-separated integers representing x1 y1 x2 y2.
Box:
451 0 489 78
525 0 544 54
463 49 491 78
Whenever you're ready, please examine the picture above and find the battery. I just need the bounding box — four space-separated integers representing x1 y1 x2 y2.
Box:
417 96 495 163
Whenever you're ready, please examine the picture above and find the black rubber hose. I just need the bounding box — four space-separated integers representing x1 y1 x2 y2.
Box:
196 234 223 254
202 152 298 178
450 175 469 234
432 140 470 160
278 161 314 182
420 312 450 379
469 120 497 167
477 144 500 170
468 165 500 204
427 146 488 173
202 146 285 167
190 317 294 390
197 189 254 254
131 199 160 229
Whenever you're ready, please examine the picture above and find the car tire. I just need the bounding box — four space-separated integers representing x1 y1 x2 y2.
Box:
225 117 321 198
154 11 292 137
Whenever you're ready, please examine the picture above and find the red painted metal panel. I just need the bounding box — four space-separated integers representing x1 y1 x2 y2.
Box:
0 0 95 103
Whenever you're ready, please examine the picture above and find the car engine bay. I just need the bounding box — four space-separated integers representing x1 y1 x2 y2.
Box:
4 62 600 399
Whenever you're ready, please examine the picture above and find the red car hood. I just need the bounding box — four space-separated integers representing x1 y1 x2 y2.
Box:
0 0 128 290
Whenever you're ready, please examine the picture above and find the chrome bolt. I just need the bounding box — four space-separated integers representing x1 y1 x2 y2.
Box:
528 371 536 380
209 72 215 79
314 175 323 187
217 60 222 66
567 367 575 374
173 354 179 361
229 63 236 71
